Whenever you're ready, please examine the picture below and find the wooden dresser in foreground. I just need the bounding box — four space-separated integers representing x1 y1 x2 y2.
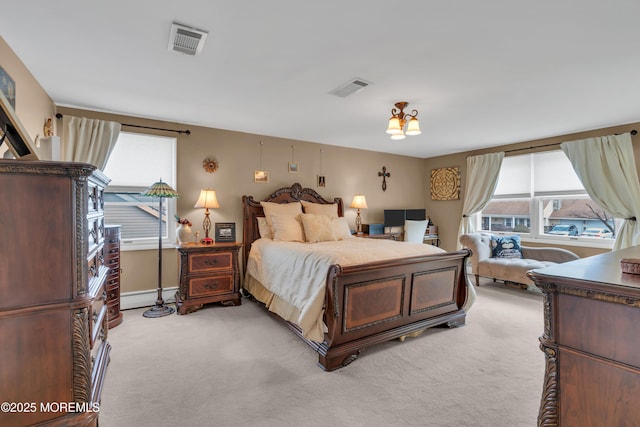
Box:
527 246 640 427
0 160 111 427
176 242 242 314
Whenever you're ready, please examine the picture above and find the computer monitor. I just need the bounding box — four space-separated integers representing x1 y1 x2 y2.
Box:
383 209 406 228
405 209 426 221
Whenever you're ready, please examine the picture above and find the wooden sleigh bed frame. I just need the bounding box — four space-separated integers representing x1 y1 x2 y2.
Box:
242 183 471 371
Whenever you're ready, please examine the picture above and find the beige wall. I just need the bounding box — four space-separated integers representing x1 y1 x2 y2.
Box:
424 124 640 257
59 107 428 294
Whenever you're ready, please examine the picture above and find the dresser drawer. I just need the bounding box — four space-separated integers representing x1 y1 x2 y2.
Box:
558 293 640 367
189 274 234 297
88 216 105 253
189 252 232 272
90 300 107 348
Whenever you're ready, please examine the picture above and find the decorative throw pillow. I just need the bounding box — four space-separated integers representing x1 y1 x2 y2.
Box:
257 217 272 239
490 235 523 259
331 217 354 240
260 201 303 235
300 214 337 243
300 200 339 217
269 212 305 242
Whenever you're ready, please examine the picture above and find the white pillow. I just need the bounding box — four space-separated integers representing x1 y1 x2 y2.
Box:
300 200 338 217
331 217 354 240
404 220 428 243
300 214 337 243
269 212 305 242
257 217 272 239
260 201 303 235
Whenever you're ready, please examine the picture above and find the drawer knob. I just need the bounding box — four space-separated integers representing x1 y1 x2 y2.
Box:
204 259 218 266
204 282 219 290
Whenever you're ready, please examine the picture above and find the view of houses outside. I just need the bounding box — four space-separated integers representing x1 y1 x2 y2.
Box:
481 197 615 239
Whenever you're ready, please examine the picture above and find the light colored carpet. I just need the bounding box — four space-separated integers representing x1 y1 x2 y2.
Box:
100 279 543 427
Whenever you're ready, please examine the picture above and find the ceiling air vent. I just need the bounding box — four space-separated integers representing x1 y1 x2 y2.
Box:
329 78 371 98
168 23 208 56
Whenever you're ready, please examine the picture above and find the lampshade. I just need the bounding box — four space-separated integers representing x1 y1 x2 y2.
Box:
194 189 220 209
405 117 421 136
386 102 420 140
142 180 179 199
386 117 402 135
350 194 368 209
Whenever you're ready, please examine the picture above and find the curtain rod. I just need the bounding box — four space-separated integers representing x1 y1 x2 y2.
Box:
504 129 637 154
55 113 191 135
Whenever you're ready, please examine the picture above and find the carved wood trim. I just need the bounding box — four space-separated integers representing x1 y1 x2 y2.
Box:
536 281 640 308
72 307 91 403
538 342 559 427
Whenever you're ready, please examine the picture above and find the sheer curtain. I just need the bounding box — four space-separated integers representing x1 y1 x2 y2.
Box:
457 152 505 248
561 132 640 250
61 115 121 169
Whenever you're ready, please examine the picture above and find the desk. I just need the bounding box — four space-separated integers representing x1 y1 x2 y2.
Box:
423 234 440 246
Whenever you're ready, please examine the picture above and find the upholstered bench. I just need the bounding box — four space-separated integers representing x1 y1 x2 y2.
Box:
459 232 580 289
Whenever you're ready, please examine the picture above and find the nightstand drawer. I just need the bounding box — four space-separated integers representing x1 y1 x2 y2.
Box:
189 274 234 297
189 252 232 272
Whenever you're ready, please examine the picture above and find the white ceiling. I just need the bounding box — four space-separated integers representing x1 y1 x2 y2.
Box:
3 1 640 158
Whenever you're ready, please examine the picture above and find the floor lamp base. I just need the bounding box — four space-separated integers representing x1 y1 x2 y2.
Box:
143 303 175 318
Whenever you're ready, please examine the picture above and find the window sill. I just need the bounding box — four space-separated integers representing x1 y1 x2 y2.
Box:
521 235 614 250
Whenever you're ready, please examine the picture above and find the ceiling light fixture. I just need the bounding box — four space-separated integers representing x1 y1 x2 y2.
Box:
386 102 421 140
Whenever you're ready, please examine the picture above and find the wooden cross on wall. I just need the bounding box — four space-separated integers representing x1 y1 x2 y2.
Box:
378 166 390 191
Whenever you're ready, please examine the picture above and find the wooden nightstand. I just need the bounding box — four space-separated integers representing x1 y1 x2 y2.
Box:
175 242 242 315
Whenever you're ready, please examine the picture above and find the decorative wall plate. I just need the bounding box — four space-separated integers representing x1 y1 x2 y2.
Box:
431 167 460 200
203 157 219 173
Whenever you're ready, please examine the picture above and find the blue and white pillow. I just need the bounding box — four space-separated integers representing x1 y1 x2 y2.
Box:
490 235 523 259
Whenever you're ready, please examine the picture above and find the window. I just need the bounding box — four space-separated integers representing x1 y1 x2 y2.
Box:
481 151 616 245
102 132 177 249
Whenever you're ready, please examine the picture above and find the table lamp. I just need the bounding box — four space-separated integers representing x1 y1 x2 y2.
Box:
194 189 220 244
350 194 368 234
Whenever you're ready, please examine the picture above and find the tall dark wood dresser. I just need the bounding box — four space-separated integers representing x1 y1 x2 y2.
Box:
0 160 111 427
104 224 123 328
528 246 640 427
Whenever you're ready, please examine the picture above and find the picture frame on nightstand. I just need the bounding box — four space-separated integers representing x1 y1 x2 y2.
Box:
215 222 236 242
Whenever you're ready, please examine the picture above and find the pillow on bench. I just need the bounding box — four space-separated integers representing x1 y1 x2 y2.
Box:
490 235 522 259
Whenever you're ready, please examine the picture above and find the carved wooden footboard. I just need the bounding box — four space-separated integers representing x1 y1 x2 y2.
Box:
242 183 470 371
283 250 469 370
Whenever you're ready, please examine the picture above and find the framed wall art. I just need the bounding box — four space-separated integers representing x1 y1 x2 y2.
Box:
254 170 269 183
0 66 16 109
430 166 460 200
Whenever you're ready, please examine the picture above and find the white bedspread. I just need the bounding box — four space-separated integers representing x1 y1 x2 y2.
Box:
245 237 445 342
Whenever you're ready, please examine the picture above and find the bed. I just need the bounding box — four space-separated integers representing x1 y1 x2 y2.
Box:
242 183 471 371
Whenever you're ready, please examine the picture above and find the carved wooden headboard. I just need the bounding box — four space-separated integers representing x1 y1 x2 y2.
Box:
241 182 343 266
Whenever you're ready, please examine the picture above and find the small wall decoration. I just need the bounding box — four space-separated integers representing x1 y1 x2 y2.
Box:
431 166 461 200
202 157 219 173
215 222 236 242
288 145 298 173
378 166 390 191
254 170 269 182
317 175 326 187
0 66 15 108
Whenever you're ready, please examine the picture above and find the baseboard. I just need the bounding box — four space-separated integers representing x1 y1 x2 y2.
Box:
121 287 178 310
